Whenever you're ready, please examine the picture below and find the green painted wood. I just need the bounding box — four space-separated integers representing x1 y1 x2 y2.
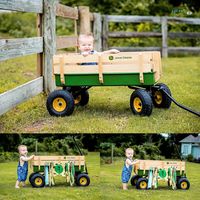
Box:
0 0 43 13
54 73 156 87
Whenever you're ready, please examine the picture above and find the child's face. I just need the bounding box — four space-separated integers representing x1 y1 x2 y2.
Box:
78 36 94 53
126 150 134 159
19 146 28 156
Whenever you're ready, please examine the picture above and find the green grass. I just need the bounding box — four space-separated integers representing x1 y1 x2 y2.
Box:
0 55 199 133
0 152 100 200
100 158 200 200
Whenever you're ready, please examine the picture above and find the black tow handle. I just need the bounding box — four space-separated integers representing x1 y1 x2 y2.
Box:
158 85 200 117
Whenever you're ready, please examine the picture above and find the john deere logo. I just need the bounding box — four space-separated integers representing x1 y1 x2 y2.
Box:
109 56 114 60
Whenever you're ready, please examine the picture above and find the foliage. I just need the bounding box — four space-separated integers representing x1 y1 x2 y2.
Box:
0 152 18 163
187 154 194 162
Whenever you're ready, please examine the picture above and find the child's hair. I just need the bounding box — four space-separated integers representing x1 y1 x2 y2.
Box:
78 32 94 42
125 148 134 154
18 145 27 152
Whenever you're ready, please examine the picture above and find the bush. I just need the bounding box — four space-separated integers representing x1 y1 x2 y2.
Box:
0 152 18 162
187 154 194 162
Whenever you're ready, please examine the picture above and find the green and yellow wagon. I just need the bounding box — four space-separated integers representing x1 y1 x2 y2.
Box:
46 51 172 116
131 159 190 190
29 155 90 188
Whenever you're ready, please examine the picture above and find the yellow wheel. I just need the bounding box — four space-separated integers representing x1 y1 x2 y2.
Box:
30 173 45 188
77 174 90 187
133 97 142 113
152 83 172 108
153 91 163 105
130 89 153 116
74 95 82 105
73 90 89 106
35 177 43 186
53 97 67 112
46 90 74 116
136 178 148 190
177 178 190 190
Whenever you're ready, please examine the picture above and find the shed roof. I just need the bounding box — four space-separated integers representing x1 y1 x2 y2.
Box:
179 135 200 143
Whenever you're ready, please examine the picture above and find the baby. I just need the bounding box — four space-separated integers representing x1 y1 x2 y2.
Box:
78 33 120 57
15 145 34 189
121 148 139 190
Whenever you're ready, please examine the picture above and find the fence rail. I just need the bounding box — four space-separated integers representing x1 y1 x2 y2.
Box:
102 15 200 57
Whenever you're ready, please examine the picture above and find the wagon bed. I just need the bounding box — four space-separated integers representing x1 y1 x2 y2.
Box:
53 51 162 86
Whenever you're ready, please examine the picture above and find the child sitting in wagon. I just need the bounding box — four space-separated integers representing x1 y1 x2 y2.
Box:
78 32 119 65
15 145 34 188
121 148 139 190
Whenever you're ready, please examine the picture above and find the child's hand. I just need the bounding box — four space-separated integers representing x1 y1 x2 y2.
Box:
30 155 35 159
82 52 90 57
110 49 120 54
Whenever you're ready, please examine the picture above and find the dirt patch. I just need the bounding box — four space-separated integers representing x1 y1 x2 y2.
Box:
24 119 53 133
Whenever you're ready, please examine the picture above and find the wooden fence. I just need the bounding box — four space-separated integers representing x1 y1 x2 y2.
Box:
0 0 93 116
0 1 199 116
101 15 200 57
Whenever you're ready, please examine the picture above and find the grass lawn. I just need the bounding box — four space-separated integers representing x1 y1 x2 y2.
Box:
0 152 100 200
0 55 199 133
100 158 200 200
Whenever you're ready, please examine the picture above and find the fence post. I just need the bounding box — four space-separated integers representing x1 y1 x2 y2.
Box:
79 6 91 34
93 13 102 52
161 17 168 57
37 14 43 77
102 15 108 51
43 0 57 93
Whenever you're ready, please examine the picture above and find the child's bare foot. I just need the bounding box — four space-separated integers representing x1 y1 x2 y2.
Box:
15 185 20 189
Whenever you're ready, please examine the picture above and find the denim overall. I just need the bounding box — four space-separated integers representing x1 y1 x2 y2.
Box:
17 160 28 181
121 159 133 183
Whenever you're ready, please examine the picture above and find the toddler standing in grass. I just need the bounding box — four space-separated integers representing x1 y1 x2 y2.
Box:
121 148 138 190
15 145 34 189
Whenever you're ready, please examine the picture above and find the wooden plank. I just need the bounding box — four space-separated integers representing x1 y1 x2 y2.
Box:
79 6 91 34
37 14 43 77
169 32 200 39
102 15 108 50
56 36 78 49
109 47 161 52
106 15 161 24
161 17 168 58
0 37 43 61
56 3 78 19
108 31 162 38
0 77 43 116
168 47 200 53
0 0 43 13
93 13 102 51
167 17 200 25
136 160 186 171
43 0 57 93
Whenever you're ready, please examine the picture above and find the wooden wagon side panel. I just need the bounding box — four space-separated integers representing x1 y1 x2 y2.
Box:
135 160 185 171
30 156 86 167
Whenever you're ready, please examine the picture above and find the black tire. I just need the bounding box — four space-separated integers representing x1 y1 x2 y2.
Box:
76 173 90 187
130 89 153 116
136 177 148 190
29 172 38 183
177 177 190 190
151 83 172 108
74 90 89 106
46 90 74 116
130 175 140 186
30 173 45 188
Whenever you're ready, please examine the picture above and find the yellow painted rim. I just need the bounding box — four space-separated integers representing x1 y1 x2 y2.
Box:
35 177 43 186
181 181 187 189
133 97 142 112
154 91 163 105
74 95 81 105
140 181 147 189
79 177 87 185
52 97 67 112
